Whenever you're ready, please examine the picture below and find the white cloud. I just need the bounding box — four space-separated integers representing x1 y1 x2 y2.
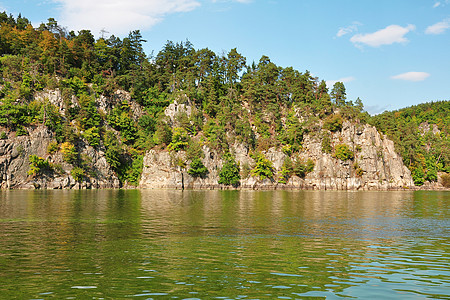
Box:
433 1 441 8
350 24 415 47
54 0 201 36
336 22 361 38
365 104 390 115
211 0 252 3
425 19 450 34
326 76 355 88
391 72 430 82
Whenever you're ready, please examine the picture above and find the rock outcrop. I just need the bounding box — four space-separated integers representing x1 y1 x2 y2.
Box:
139 121 415 190
0 125 120 189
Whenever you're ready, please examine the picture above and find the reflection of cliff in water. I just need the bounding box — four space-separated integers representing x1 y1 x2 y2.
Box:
139 190 418 239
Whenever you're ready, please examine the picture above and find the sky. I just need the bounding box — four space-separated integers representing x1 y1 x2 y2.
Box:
1 0 449 114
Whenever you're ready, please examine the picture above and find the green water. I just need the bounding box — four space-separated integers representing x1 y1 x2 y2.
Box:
0 190 448 299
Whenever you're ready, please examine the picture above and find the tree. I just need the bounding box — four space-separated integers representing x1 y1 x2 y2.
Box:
331 82 347 107
333 144 354 161
218 154 241 186
251 153 274 180
187 158 208 178
226 48 246 87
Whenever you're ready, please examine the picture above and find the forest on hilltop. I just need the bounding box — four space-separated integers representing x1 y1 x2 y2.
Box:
0 13 448 187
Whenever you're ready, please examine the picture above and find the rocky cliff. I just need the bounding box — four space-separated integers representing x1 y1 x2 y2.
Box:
0 90 427 190
139 119 415 190
0 87 129 189
0 125 120 189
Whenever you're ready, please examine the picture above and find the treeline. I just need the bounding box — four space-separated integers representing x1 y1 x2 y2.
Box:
371 101 450 185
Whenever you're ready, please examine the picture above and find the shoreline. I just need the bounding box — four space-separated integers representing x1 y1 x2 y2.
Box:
3 185 449 191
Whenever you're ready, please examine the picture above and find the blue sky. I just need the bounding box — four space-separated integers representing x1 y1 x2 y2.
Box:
1 0 449 114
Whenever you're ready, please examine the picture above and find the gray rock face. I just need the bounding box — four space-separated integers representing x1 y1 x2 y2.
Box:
139 121 415 190
0 126 120 190
300 121 414 190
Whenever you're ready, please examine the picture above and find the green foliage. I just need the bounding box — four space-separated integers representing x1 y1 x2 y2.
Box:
153 120 173 146
330 82 347 107
204 119 227 150
77 94 102 130
282 144 292 156
103 130 122 170
371 101 449 185
218 154 241 186
47 141 59 154
70 167 85 182
293 158 315 178
333 144 354 161
168 127 189 152
186 139 204 160
321 132 332 154
353 162 364 177
107 101 136 144
251 153 274 180
60 142 78 164
0 132 7 139
16 126 28 136
82 127 101 148
8 13 447 190
280 112 303 151
411 165 425 186
323 114 343 132
187 158 208 178
278 157 294 184
63 76 87 96
28 155 52 177
125 155 143 186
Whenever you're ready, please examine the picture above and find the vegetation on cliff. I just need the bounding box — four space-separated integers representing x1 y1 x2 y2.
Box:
371 101 449 186
0 13 448 187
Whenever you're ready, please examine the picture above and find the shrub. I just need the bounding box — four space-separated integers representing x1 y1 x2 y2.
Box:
60 142 78 164
103 131 122 170
278 157 294 184
167 127 189 152
0 132 7 139
219 154 241 186
321 132 332 154
186 139 204 160
282 144 292 156
28 155 52 177
126 155 143 186
16 126 28 136
188 158 208 178
241 162 251 179
70 167 85 182
333 144 354 161
354 162 364 177
83 127 101 148
47 141 59 154
251 153 274 180
411 165 425 186
153 121 172 146
323 114 343 132
293 158 315 178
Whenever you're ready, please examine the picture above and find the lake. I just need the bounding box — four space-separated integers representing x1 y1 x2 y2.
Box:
0 190 448 299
